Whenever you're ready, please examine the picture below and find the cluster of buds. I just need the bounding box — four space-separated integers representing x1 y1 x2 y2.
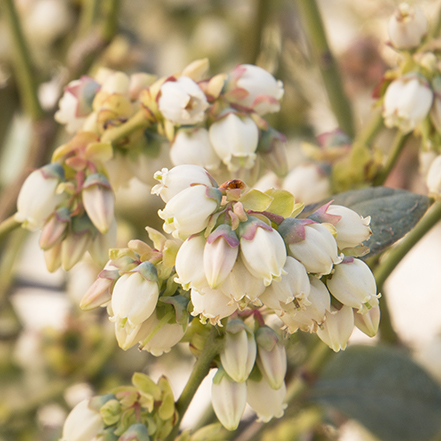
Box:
153 165 378 352
80 227 187 356
212 320 287 429
60 373 177 441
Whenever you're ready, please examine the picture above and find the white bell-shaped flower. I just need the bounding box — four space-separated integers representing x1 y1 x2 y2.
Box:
326 205 371 249
239 217 286 286
15 163 66 231
388 3 428 50
219 254 266 302
170 128 221 170
260 256 311 312
158 76 209 125
152 164 215 203
209 112 259 171
175 234 208 291
111 262 159 332
204 225 239 289
158 184 221 239
220 320 256 383
61 398 103 441
286 223 342 276
326 258 379 313
282 163 330 205
383 73 433 133
317 305 355 352
246 377 287 423
354 305 380 337
191 287 238 325
256 326 287 390
233 64 284 115
211 369 247 431
280 277 330 333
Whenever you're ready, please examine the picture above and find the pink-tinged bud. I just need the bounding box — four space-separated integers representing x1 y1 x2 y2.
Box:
354 305 380 337
170 128 221 170
55 76 100 133
256 327 287 390
61 216 94 271
158 76 209 125
231 64 284 115
204 225 239 289
426 154 441 198
80 265 119 310
325 205 371 249
281 220 342 276
239 217 287 286
282 163 330 205
15 163 66 231
175 234 208 291
39 208 70 250
191 287 238 326
220 319 256 383
88 220 117 268
246 377 287 423
44 241 62 273
158 184 221 239
61 398 104 441
209 112 259 172
82 174 115 234
219 254 266 302
212 369 247 431
152 164 216 203
260 256 311 312
279 277 330 333
327 258 379 313
317 306 355 352
111 262 159 331
383 73 433 134
388 3 428 50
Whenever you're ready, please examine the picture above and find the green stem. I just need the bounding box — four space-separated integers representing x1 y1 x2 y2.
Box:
0 215 21 245
101 110 152 144
372 131 410 186
101 0 120 41
2 0 43 120
296 0 354 138
165 327 223 441
353 109 384 149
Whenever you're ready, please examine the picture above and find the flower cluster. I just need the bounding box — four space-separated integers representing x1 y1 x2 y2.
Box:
60 373 177 441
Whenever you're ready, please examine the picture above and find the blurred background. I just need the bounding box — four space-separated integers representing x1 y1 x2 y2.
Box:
1 0 441 440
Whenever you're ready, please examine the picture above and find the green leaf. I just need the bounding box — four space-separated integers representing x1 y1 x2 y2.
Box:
303 187 430 258
310 345 441 441
264 188 296 218
240 189 273 211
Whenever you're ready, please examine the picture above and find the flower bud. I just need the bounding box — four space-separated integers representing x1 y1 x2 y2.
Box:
101 71 130 95
158 76 209 125
82 174 115 234
61 398 104 441
170 128 221 170
219 254 266 302
44 242 62 273
111 262 159 331
282 163 330 205
383 73 433 133
281 220 342 276
426 154 441 197
325 205 371 249
158 184 221 239
354 305 380 337
191 287 238 325
15 163 66 231
220 319 256 383
230 64 284 115
317 306 355 352
255 327 287 390
246 377 287 423
152 165 216 203
211 369 247 431
204 225 239 289
119 424 150 441
326 258 379 313
259 256 311 312
39 208 70 250
388 3 428 50
239 217 287 286
209 112 259 172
